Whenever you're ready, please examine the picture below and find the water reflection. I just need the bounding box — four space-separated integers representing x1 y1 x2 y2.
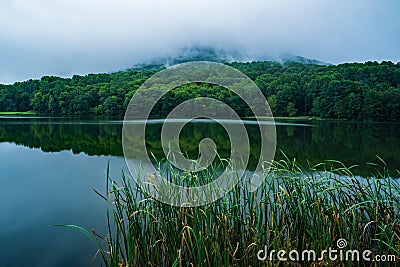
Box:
0 143 127 266
0 117 399 176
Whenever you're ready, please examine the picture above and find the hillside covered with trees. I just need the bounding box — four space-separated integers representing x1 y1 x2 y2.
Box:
0 61 399 121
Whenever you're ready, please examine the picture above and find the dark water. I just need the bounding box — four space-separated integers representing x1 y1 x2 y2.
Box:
0 116 399 266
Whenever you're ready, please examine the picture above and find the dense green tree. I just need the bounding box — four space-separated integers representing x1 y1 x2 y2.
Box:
1 61 399 121
286 102 298 117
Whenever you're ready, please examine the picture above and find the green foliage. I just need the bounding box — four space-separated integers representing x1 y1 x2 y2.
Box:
62 160 400 266
1 61 400 121
285 102 297 116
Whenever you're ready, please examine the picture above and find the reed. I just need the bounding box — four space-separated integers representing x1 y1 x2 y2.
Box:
57 158 400 266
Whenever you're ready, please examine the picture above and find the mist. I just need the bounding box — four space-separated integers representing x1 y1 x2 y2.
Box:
0 0 399 84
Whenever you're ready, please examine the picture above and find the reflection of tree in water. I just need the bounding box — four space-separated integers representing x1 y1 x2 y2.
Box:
0 120 123 156
0 119 399 176
276 121 400 176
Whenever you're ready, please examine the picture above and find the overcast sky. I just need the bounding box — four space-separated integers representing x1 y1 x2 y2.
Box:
0 0 399 84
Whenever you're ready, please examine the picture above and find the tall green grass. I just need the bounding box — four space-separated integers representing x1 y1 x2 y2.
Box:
58 159 400 266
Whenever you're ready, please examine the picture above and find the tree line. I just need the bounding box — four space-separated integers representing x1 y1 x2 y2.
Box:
0 60 399 121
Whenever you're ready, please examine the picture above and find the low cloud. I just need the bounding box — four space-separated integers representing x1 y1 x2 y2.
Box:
0 0 399 83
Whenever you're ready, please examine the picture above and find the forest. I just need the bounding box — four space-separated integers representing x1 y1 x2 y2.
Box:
0 60 399 121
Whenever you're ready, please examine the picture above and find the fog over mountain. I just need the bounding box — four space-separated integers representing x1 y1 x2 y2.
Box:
0 0 399 84
130 46 331 69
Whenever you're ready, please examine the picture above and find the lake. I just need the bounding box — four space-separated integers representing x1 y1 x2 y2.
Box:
0 116 399 266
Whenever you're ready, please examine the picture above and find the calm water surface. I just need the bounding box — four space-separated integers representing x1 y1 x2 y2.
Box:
0 116 399 266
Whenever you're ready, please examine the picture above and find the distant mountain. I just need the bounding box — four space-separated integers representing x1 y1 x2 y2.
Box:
129 46 331 69
272 53 332 66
